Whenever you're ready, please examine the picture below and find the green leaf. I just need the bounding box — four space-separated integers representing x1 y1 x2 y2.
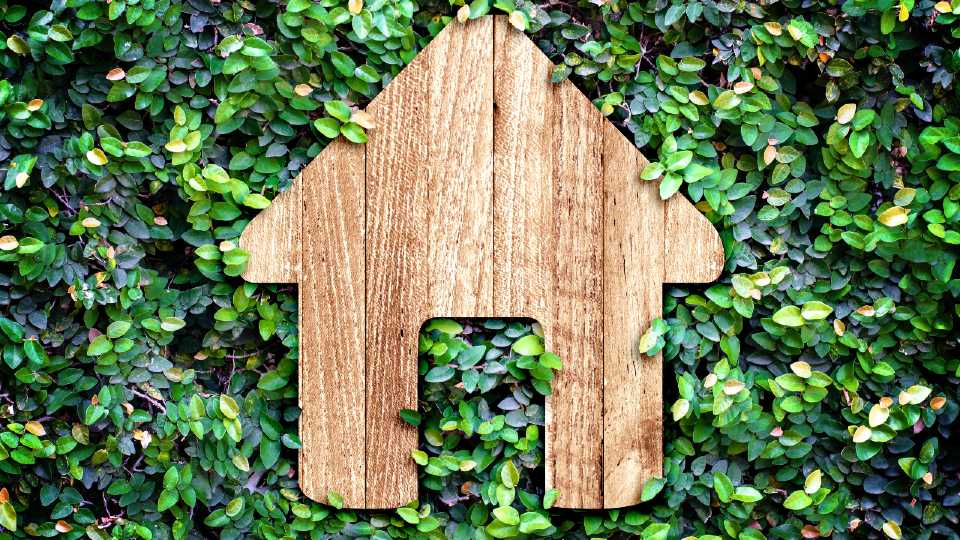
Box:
659 173 682 199
640 162 664 180
642 523 670 540
713 90 741 110
324 100 352 123
314 117 341 138
397 507 420 524
772 305 804 327
518 512 551 533
732 486 764 503
0 318 25 342
640 476 666 502
0 502 16 532
783 490 812 510
157 488 179 512
493 506 519 525
425 319 462 335
329 51 357 77
219 395 240 419
543 489 558 509
87 335 113 356
800 301 833 320
258 371 288 391
163 466 180 489
512 335 544 356
340 122 368 144
500 460 520 488
160 317 186 332
713 471 734 503
327 491 344 509
664 150 693 171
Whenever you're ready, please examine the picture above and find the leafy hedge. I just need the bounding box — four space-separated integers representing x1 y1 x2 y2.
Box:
1 0 959 538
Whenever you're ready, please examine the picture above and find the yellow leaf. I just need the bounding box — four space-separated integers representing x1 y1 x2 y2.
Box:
55 521 72 533
882 521 902 540
15 172 28 188
922 472 933 485
348 0 363 14
457 4 470 22
723 379 745 396
688 90 709 105
878 205 909 227
787 23 804 42
899 384 931 405
879 396 893 408
27 99 43 111
856 305 875 316
833 319 845 336
790 361 811 378
764 22 782 36
86 148 108 166
931 396 946 410
898 3 909 21
836 103 857 124
294 83 313 96
804 469 822 494
868 404 889 427
935 0 952 12
852 425 872 443
81 217 101 228
25 421 45 436
763 144 777 166
106 68 126 81
0 236 18 251
704 373 718 389
509 10 527 30
165 140 187 153
352 110 376 130
734 81 754 94
671 398 690 421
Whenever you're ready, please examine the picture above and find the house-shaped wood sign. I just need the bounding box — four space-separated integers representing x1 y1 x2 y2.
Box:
240 16 723 510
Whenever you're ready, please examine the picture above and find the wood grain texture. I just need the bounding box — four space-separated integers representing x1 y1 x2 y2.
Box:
493 17 604 508
239 15 726 510
298 139 367 507
664 196 724 283
239 179 300 283
491 16 553 325
601 122 663 507
364 17 494 508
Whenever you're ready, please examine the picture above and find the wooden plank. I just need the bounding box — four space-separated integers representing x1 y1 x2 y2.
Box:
298 139 367 507
601 123 663 507
239 180 300 283
664 196 724 282
364 17 494 508
493 16 604 508
547 80 605 509
492 15 554 323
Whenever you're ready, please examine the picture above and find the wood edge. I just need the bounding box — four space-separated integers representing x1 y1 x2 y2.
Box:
238 176 301 283
663 195 725 283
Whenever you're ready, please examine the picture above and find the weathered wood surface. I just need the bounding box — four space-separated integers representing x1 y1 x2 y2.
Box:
601 122 663 507
298 141 367 507
239 15 724 509
239 178 300 283
493 16 605 508
364 15 494 508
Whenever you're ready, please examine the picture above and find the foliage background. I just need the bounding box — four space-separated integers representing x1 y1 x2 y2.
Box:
1 0 959 538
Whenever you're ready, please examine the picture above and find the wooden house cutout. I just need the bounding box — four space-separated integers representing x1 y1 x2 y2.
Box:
239 16 723 510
